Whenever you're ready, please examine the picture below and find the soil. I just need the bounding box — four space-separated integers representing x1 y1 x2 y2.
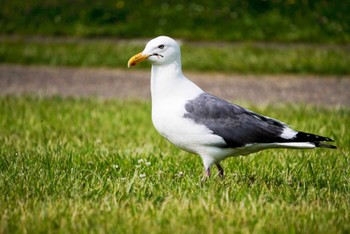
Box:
1 65 349 107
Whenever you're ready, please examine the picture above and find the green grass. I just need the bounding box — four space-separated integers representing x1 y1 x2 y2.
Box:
1 0 349 43
0 96 349 233
1 38 350 75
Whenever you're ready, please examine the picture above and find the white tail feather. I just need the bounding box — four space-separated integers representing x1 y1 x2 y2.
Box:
270 142 316 149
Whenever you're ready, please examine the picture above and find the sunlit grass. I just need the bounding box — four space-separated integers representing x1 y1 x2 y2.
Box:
0 96 349 233
0 38 349 75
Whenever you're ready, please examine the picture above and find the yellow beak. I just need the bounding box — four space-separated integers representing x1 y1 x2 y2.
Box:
127 52 150 68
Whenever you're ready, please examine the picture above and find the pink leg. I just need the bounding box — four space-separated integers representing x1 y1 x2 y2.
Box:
216 164 224 178
205 168 211 177
200 168 211 183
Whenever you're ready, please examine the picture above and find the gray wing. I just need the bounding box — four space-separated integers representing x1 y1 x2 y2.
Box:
183 93 287 148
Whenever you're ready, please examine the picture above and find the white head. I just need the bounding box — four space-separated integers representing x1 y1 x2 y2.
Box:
128 36 181 67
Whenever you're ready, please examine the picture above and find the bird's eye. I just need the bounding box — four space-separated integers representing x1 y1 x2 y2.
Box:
158 44 165 49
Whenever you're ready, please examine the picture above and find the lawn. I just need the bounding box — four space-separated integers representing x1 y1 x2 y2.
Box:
0 96 349 233
1 38 349 75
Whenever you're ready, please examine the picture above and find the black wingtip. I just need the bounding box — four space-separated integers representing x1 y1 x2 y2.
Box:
295 132 335 142
323 136 335 142
293 132 337 149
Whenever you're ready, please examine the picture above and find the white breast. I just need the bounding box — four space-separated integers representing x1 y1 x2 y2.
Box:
152 98 227 155
150 69 226 155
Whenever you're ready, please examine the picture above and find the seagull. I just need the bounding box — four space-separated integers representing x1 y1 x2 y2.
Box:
127 36 336 178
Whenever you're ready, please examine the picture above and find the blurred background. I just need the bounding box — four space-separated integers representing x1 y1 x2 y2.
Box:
1 0 349 42
1 0 350 71
0 0 349 103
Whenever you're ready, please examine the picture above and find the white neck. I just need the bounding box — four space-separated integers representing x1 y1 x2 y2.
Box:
150 57 204 111
151 63 203 104
151 61 182 99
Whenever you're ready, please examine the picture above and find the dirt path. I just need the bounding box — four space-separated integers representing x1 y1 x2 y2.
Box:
1 65 349 107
